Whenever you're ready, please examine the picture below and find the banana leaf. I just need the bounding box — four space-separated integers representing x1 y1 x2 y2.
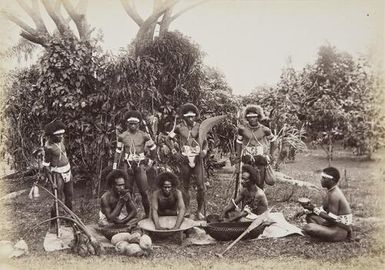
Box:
198 115 227 146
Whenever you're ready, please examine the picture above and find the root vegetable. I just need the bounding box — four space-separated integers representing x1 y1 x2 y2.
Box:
111 233 132 245
139 235 152 251
127 232 141 243
115 241 129 254
125 243 143 257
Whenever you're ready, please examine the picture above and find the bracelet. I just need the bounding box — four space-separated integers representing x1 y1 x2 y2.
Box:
313 207 322 215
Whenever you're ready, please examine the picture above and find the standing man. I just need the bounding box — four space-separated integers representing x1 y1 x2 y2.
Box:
235 105 277 189
42 120 73 230
166 103 208 220
113 110 156 217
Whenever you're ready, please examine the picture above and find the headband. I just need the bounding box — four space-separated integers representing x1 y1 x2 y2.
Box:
246 113 260 118
183 112 196 117
321 172 334 179
127 117 140 123
53 129 65 135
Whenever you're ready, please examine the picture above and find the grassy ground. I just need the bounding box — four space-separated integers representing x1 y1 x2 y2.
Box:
1 147 384 269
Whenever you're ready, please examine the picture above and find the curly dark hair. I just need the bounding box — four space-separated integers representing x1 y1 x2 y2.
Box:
323 167 340 182
124 110 142 122
44 120 66 136
106 169 128 188
241 164 258 185
179 103 200 118
156 172 180 188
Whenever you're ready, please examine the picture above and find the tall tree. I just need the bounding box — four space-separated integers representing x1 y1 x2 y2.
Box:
120 0 209 54
1 0 91 47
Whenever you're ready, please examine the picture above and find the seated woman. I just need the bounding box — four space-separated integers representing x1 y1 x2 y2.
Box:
301 167 352 242
222 164 268 220
99 170 137 227
151 172 186 230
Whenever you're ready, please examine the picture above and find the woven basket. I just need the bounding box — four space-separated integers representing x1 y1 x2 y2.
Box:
205 222 266 241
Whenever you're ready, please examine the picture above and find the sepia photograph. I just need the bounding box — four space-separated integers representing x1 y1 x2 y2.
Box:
0 0 384 269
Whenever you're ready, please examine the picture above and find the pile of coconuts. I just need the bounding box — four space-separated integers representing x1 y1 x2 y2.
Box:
111 231 152 257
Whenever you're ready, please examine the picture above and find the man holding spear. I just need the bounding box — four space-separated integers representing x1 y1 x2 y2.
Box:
166 103 208 220
234 105 277 190
41 120 73 233
112 110 157 217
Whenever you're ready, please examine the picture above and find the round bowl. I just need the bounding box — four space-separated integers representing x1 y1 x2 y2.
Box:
138 216 196 237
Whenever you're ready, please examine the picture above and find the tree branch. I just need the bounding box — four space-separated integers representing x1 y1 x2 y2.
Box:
61 0 89 40
145 0 179 27
159 7 173 37
120 0 144 26
170 0 210 21
41 0 69 35
31 0 50 33
20 31 47 47
1 10 37 35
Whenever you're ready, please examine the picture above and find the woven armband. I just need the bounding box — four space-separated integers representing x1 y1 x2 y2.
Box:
313 207 322 215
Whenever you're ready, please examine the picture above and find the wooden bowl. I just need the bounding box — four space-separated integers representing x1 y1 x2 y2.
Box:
297 197 310 205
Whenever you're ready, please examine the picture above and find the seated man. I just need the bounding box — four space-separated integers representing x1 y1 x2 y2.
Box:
301 167 353 242
151 172 186 230
99 170 137 227
222 164 268 220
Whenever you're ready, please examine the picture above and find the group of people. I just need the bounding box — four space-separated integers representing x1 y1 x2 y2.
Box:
40 102 353 242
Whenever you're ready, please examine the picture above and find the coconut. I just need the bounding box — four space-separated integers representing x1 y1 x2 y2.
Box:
115 241 129 254
139 234 152 251
111 232 132 245
125 243 143 257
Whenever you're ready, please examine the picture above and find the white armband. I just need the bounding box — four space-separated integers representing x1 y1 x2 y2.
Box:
236 135 243 144
149 144 156 151
112 163 117 170
42 161 50 167
168 131 176 139
115 148 122 154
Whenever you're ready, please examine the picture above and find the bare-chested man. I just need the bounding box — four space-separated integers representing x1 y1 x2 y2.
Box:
222 164 268 220
151 172 186 230
42 120 73 229
235 105 277 189
301 167 353 241
113 110 156 217
166 103 208 220
99 170 137 226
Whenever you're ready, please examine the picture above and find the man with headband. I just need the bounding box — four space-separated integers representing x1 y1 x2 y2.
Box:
235 105 277 189
42 120 73 230
112 110 157 217
166 103 208 220
300 167 353 241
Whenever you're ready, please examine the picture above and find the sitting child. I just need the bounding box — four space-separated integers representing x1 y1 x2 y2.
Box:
222 164 268 220
99 170 137 227
301 167 353 241
150 172 186 230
